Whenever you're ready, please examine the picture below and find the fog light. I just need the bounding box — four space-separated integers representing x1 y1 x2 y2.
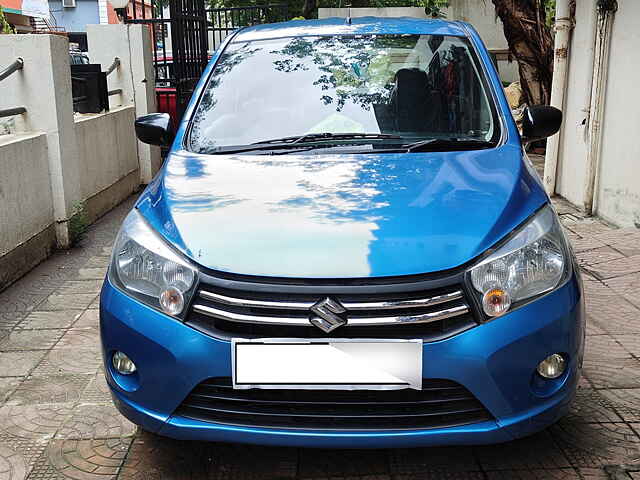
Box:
537 353 566 379
482 288 511 317
112 351 136 375
159 286 184 315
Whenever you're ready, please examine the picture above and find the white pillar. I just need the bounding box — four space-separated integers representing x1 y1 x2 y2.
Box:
0 34 81 248
87 23 161 184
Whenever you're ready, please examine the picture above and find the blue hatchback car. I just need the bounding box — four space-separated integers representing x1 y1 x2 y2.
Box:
100 17 585 448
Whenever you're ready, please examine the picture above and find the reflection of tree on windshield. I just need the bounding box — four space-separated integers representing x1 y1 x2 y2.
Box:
269 36 420 112
189 44 259 151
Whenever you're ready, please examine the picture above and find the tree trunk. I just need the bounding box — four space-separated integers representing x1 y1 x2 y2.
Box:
302 0 316 18
491 0 554 105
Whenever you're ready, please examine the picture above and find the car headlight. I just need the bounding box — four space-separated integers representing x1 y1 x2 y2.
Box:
109 209 197 317
468 205 570 318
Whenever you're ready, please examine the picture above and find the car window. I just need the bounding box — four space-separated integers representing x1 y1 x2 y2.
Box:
189 34 500 153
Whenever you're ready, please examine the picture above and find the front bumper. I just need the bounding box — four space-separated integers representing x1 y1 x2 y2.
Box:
100 272 584 448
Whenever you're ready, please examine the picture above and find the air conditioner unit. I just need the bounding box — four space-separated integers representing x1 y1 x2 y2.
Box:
62 0 76 8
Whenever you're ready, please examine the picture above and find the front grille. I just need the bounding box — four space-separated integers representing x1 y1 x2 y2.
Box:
186 281 478 340
174 377 494 430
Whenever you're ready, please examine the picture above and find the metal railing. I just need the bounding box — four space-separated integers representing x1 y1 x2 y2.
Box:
105 57 120 76
0 58 27 119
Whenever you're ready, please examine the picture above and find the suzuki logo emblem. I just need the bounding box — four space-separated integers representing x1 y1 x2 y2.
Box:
309 297 347 333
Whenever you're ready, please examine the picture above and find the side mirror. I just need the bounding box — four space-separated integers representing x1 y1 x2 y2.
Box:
521 105 562 143
135 113 174 147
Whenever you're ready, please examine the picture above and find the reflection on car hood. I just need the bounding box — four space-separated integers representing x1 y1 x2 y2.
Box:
136 146 547 278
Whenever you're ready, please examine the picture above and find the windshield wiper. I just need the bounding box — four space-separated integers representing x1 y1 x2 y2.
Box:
252 132 402 146
203 133 403 154
404 138 497 152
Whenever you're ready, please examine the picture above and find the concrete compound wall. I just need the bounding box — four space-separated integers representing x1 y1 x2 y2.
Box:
318 1 519 84
75 106 141 224
0 29 158 291
0 133 56 288
87 24 161 184
592 2 640 227
555 1 640 227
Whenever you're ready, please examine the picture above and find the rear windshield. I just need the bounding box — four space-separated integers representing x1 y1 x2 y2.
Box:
188 34 500 153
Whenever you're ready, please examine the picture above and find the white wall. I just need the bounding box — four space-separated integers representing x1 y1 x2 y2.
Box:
0 133 56 288
0 133 52 258
87 24 161 184
75 106 140 213
593 2 640 227
554 1 640 227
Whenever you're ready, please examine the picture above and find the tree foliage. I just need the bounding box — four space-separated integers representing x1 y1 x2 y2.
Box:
0 6 15 34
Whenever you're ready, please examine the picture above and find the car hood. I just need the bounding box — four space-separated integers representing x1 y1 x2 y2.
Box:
136 146 547 278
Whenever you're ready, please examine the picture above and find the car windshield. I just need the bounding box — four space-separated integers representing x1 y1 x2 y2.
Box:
188 34 500 153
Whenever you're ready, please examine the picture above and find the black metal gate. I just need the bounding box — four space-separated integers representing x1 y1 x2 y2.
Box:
206 4 288 51
126 1 288 122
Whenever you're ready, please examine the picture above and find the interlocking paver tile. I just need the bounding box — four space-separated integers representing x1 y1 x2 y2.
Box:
566 388 623 423
14 310 82 330
474 430 571 471
0 329 64 352
614 334 640 357
0 443 28 480
56 281 103 295
76 268 107 281
576 246 625 267
393 473 484 480
0 351 46 377
484 469 581 479
78 373 110 405
0 438 45 480
600 389 640 422
583 334 631 361
583 357 640 389
607 235 640 257
0 403 73 440
299 448 388 477
56 328 100 351
37 294 98 312
118 433 219 479
587 297 640 335
29 437 132 480
606 272 640 309
576 468 610 479
388 446 477 474
565 219 614 238
0 378 22 405
586 320 606 336
6 374 91 406
72 310 99 329
549 420 640 468
0 312 27 331
56 403 136 440
568 236 606 254
588 255 640 280
81 257 110 270
212 443 299 479
31 348 102 377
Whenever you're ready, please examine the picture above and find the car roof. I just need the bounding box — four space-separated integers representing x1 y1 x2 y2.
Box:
232 16 469 43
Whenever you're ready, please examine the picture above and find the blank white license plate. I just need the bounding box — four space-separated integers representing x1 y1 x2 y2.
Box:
232 339 422 390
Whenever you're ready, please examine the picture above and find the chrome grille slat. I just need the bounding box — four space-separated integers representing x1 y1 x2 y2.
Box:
198 289 463 311
192 303 469 327
187 279 477 340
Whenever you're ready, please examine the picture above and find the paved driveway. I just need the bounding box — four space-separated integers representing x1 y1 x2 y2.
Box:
1 194 640 480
